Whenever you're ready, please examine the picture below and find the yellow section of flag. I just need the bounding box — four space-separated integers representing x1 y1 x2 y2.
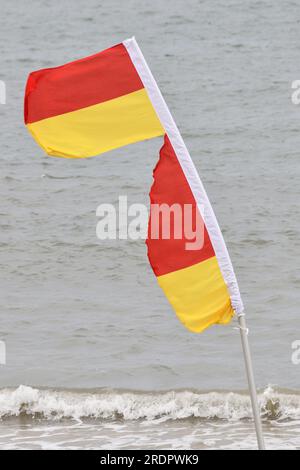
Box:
157 256 234 333
27 89 164 158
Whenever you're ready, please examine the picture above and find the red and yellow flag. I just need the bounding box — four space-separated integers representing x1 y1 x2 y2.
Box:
24 37 244 333
147 135 233 332
25 43 164 158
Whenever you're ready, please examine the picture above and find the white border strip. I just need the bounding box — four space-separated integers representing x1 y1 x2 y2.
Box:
123 37 244 314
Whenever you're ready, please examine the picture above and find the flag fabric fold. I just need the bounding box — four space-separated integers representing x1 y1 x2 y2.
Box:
24 37 244 333
147 135 234 332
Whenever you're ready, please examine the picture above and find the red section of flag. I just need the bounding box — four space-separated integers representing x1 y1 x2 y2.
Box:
147 135 215 277
24 43 144 124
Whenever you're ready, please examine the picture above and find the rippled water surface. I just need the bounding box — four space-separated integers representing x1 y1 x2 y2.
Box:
0 0 299 449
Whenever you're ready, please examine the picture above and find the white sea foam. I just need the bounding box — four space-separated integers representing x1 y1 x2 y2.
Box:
0 385 299 422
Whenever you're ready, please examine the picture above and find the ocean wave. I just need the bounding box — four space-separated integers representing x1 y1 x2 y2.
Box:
0 385 299 422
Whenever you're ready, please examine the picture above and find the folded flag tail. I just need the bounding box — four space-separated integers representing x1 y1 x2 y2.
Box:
147 135 234 332
24 37 244 333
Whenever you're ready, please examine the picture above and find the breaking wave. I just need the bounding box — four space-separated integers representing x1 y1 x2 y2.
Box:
0 385 299 422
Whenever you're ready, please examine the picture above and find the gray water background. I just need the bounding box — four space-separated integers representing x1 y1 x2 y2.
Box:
0 0 299 392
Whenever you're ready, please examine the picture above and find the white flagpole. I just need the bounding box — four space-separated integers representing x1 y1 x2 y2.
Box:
123 37 265 450
238 314 265 449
